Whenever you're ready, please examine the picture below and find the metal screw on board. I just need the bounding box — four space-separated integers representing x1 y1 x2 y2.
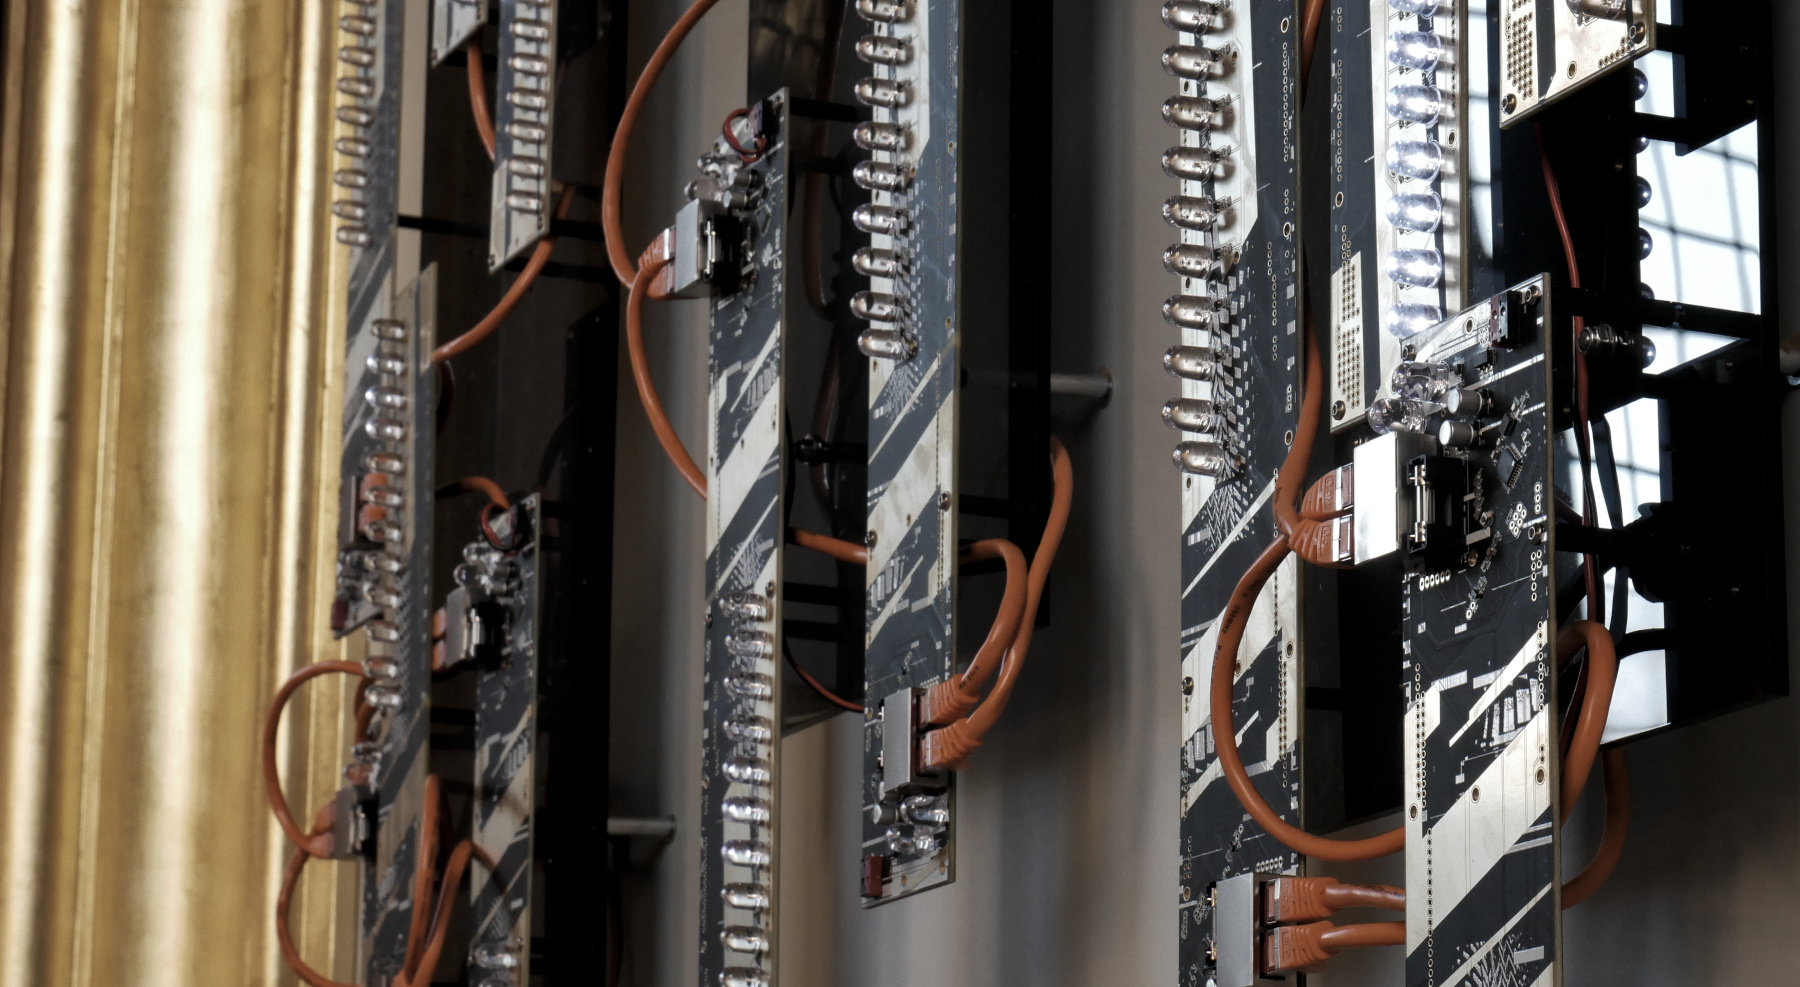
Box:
1331 400 1346 421
865 530 877 547
938 492 951 511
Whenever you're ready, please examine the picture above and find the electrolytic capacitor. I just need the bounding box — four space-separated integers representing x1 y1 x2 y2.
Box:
1438 419 1477 449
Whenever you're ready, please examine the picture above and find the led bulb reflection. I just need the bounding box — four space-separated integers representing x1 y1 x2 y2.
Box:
1384 303 1446 338
1386 84 1443 125
1386 140 1443 180
1384 248 1443 288
1385 31 1444 71
1385 192 1443 233
1389 0 1437 12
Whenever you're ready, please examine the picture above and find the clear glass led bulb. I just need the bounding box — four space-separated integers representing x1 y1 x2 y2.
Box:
1386 84 1443 125
1385 31 1444 71
1384 302 1446 338
1385 192 1443 232
1389 0 1438 13
1386 139 1443 180
1384 248 1444 288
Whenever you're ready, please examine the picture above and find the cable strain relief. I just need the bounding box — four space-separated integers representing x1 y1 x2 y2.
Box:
919 679 977 726
1263 921 1335 974
1265 876 1339 924
918 719 980 771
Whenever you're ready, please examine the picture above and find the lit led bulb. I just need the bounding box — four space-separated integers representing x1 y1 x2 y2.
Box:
722 756 772 785
1386 140 1443 180
722 795 772 824
1386 84 1443 125
1385 31 1444 71
1384 302 1446 338
721 841 773 868
1384 247 1443 288
725 630 774 659
720 592 771 621
723 715 773 743
724 673 774 700
1385 192 1443 233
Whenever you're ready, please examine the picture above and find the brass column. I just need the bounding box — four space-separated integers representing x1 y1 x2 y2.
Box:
0 0 358 983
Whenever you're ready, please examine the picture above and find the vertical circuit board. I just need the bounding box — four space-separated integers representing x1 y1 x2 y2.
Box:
699 94 789 987
489 0 557 271
1497 0 1653 127
1396 278 1559 987
468 496 544 983
1329 0 1471 431
430 0 486 66
351 266 438 985
329 0 404 261
1168 2 1303 984
855 0 961 906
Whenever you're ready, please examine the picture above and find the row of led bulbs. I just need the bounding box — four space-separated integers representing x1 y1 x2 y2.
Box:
716 590 778 987
341 315 417 787
329 0 556 243
497 1 558 218
1157 1 1237 478
1379 0 1454 338
847 0 920 363
330 0 384 247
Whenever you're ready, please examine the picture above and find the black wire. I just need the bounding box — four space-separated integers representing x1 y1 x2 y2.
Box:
1617 628 1669 659
1589 416 1631 642
782 415 798 528
537 399 582 492
435 360 456 432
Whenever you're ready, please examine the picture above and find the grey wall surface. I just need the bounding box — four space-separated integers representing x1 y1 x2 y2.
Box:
610 1 1800 984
